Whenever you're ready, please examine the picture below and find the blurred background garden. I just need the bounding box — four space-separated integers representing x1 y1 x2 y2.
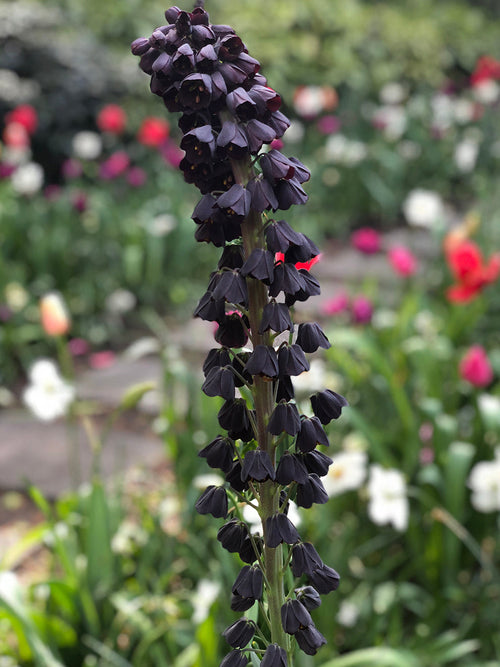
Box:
1 0 500 664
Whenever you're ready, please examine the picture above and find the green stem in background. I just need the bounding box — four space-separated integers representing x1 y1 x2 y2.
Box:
231 158 291 660
55 334 81 490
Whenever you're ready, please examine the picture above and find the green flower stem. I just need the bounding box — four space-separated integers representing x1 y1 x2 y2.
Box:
231 158 291 659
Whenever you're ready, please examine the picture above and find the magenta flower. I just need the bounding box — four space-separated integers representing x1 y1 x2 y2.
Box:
270 138 284 150
99 151 130 180
89 351 116 369
351 227 381 254
321 291 349 316
351 296 373 324
68 338 90 356
388 246 418 277
61 158 83 180
126 166 147 187
316 115 341 135
459 345 494 387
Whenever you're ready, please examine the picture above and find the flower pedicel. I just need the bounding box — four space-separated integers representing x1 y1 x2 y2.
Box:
132 4 349 663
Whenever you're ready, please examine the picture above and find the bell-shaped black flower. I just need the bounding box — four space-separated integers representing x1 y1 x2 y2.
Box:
231 352 253 387
172 42 196 75
215 312 249 348
275 375 295 402
218 62 248 87
295 416 329 453
203 347 232 376
265 219 303 254
193 291 225 322
295 586 322 611
261 644 287 667
274 178 308 210
285 270 321 306
278 344 309 377
211 270 248 306
131 37 151 56
225 461 249 493
246 119 276 154
231 565 263 611
295 624 327 656
244 345 279 379
229 410 256 442
195 43 218 71
300 450 333 477
215 184 252 221
275 452 308 485
239 533 264 564
241 449 275 482
226 87 258 121
296 323 331 353
195 485 228 518
296 474 328 509
202 365 236 400
260 149 307 182
218 245 244 270
180 125 215 164
220 651 248 667
267 110 290 137
247 84 281 114
240 248 275 283
198 435 235 473
290 542 323 577
218 33 245 61
247 177 278 212
222 618 256 649
178 72 213 110
308 564 340 594
265 512 300 548
284 233 319 264
259 301 293 334
310 390 349 424
281 599 313 635
217 121 249 160
268 401 301 436
218 518 248 553
218 398 251 433
269 263 306 298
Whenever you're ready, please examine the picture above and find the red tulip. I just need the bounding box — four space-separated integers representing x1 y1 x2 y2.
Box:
459 345 493 387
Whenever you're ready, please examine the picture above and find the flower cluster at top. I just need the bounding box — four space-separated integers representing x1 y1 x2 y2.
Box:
132 5 347 664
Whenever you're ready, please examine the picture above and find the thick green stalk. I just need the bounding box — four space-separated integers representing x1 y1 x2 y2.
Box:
231 159 291 659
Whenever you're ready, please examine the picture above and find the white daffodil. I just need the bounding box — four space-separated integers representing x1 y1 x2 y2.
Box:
467 449 500 513
367 464 409 531
402 188 444 228
323 450 367 497
23 359 75 421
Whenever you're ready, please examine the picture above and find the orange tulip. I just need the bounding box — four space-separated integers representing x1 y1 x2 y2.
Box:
40 292 71 336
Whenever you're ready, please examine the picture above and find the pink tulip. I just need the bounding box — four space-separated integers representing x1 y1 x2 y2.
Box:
388 246 418 276
351 227 381 254
459 345 494 387
351 296 373 324
321 292 349 316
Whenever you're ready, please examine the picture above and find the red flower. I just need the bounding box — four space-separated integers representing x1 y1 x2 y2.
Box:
388 246 418 277
459 345 493 387
471 56 500 87
351 227 381 254
5 105 38 134
446 240 500 303
97 104 127 134
137 117 170 147
274 253 320 271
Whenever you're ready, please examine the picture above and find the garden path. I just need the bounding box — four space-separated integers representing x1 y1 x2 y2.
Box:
0 228 435 500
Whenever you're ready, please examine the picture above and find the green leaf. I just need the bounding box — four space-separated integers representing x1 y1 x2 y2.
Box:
321 646 420 667
86 479 114 595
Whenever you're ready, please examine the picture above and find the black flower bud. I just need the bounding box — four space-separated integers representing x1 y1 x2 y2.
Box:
296 323 331 353
278 344 309 376
295 624 327 656
308 564 340 594
290 542 323 577
300 450 333 477
295 586 322 611
241 449 275 482
195 485 228 518
281 599 312 635
217 121 249 160
215 184 252 220
180 125 215 164
225 461 249 493
310 390 349 424
240 248 275 282
212 270 248 306
222 618 256 649
275 452 308 485
259 301 293 334
246 119 276 153
231 565 263 611
239 533 263 564
220 650 249 667
295 416 329 453
296 474 328 509
247 177 278 212
269 262 306 298
265 513 300 548
202 365 236 400
203 347 232 376
261 644 287 667
265 219 303 254
218 518 248 553
244 345 279 378
199 435 235 472
268 401 301 436
215 312 248 348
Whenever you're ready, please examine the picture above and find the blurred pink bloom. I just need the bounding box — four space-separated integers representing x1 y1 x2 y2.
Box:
61 158 83 180
126 166 147 187
322 292 349 316
316 115 341 135
44 185 62 200
351 227 381 254
6 105 38 134
419 447 435 465
99 151 130 180
270 138 284 150
459 345 494 387
388 246 418 276
351 296 373 324
0 163 16 179
419 422 434 443
138 117 170 147
68 338 90 356
89 351 116 369
3 122 30 148
97 104 127 134
72 191 88 213
0 305 12 322
162 140 184 168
